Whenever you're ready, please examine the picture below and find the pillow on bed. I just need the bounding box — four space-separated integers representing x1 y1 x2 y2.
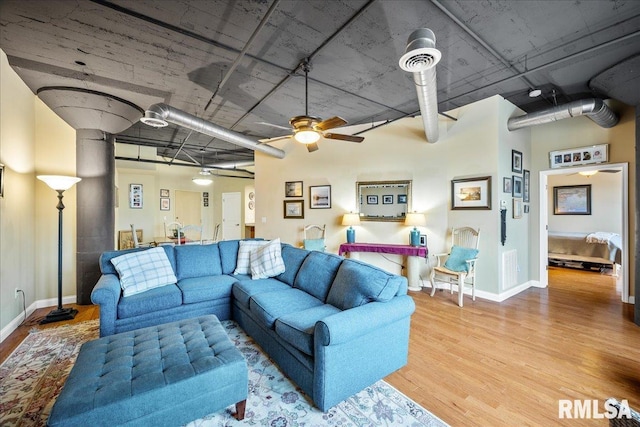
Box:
444 245 479 272
110 247 177 297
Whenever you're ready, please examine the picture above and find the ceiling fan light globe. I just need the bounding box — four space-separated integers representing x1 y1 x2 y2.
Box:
294 129 321 144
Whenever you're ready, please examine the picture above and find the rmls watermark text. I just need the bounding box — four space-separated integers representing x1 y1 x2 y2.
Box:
559 399 631 419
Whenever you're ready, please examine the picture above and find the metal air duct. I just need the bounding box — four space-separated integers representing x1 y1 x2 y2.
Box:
399 28 442 143
141 103 285 159
507 98 618 131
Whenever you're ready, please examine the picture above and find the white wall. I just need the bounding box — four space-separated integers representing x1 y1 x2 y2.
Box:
255 95 526 296
548 172 622 234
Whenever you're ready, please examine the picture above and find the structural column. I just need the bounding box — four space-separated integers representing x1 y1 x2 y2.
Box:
76 130 115 304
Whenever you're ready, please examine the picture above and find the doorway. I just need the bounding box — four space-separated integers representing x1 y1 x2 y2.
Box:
222 192 241 240
538 163 629 302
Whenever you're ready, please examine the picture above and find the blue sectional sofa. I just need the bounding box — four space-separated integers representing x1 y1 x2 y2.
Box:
91 240 415 411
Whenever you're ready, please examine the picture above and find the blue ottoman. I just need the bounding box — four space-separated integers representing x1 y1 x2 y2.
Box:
48 315 247 426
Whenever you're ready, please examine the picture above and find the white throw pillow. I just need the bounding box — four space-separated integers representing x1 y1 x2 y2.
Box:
233 240 268 275
250 238 286 280
110 247 177 297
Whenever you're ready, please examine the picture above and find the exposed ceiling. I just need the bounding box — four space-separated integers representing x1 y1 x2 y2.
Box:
1 0 639 170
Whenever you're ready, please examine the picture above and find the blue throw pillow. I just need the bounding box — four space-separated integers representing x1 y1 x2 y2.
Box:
443 245 479 272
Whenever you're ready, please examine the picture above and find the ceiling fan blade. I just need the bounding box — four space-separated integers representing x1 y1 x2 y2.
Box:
258 135 292 143
306 143 319 152
324 132 364 143
316 116 348 131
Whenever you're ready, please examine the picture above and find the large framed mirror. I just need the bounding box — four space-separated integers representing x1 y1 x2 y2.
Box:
357 180 412 222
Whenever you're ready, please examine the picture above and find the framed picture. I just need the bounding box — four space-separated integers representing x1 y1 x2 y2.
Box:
503 177 512 193
285 181 303 197
512 175 523 198
550 144 608 169
512 150 523 173
523 169 530 203
397 194 407 204
129 183 143 209
524 204 530 214
309 185 331 209
283 199 304 218
0 163 4 198
419 234 427 246
451 176 492 210
118 229 143 250
513 198 523 219
382 195 394 204
554 184 591 215
160 197 170 211
160 188 169 197
367 195 378 205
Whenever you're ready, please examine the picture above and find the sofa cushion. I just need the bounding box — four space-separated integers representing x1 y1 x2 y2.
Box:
232 278 292 308
250 238 285 280
293 252 343 302
234 240 268 275
275 304 341 356
177 275 237 304
444 245 479 272
174 244 223 280
326 259 406 310
100 246 176 276
249 289 323 329
110 247 177 297
275 245 309 286
218 240 240 274
117 284 182 319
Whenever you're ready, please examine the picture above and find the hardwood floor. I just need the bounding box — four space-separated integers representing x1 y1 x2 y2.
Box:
1 267 638 426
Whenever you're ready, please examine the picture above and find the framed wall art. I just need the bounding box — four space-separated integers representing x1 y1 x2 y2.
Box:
512 175 523 198
309 185 331 209
382 195 394 204
129 183 143 209
118 229 143 250
367 195 378 205
285 181 303 197
550 144 608 169
503 177 512 193
554 184 591 215
513 198 523 219
451 176 492 210
523 169 530 203
160 188 169 197
512 150 523 173
283 199 304 218
397 194 407 204
160 197 170 211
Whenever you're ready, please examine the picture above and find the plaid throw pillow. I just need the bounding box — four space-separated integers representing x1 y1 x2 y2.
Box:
233 240 268 275
250 238 286 280
110 247 177 297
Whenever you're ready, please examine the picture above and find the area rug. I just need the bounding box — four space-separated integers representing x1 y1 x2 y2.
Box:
0 320 447 427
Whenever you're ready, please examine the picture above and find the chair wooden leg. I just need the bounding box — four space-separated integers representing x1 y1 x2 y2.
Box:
233 399 246 420
429 272 437 297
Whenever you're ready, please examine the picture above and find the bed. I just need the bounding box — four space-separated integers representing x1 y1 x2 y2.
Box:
548 231 622 272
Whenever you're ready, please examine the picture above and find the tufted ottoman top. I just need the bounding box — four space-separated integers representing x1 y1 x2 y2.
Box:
48 315 247 426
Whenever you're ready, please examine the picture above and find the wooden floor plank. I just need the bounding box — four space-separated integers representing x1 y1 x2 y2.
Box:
1 266 638 425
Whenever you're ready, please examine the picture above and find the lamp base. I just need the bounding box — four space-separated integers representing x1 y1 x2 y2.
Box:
346 228 355 244
40 307 78 325
410 229 421 247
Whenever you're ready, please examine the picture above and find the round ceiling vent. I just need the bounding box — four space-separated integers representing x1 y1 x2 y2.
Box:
399 47 441 72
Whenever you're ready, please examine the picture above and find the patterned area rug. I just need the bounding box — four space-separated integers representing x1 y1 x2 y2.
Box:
0 320 448 427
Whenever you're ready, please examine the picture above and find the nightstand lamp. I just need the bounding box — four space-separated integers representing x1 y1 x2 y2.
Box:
404 212 426 247
342 213 361 243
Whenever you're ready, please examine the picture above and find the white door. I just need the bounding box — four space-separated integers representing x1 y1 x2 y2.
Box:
222 192 241 240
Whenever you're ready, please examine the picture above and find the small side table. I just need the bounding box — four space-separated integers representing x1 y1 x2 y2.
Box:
338 242 428 291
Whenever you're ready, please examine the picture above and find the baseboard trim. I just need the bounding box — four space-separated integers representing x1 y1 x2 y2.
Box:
430 281 541 303
0 295 77 343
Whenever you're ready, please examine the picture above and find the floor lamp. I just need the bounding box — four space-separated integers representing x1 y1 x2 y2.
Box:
37 175 81 324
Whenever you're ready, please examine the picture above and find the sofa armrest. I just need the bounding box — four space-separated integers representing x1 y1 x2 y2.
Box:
90 274 121 337
315 295 415 346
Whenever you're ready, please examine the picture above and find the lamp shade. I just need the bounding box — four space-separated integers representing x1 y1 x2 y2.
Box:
37 175 81 191
192 170 213 185
342 213 361 226
293 129 321 144
404 212 426 227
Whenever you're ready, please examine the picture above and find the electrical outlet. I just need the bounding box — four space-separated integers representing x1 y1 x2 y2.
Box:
14 288 20 299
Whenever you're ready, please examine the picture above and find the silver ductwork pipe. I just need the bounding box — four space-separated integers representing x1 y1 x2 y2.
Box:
140 103 285 159
507 98 618 131
399 28 442 143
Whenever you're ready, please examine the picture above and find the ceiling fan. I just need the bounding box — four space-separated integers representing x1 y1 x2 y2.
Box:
259 58 364 152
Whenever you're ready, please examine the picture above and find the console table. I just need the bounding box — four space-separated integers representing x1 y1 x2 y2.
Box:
338 243 427 292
